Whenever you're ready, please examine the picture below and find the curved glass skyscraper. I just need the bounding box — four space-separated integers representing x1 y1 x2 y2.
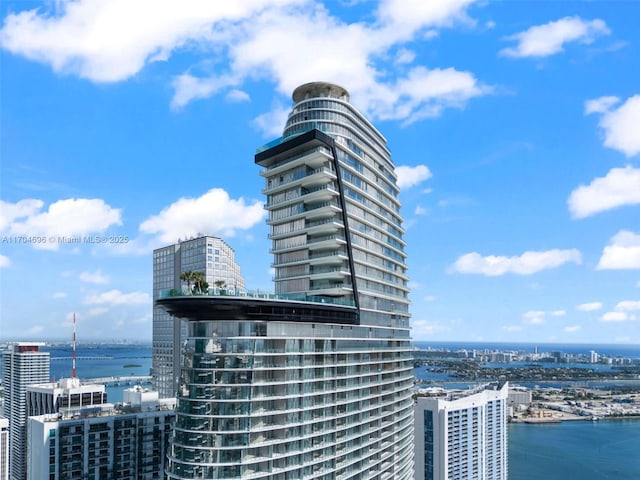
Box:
160 82 414 479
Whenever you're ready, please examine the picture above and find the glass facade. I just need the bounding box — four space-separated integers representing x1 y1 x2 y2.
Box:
161 82 414 479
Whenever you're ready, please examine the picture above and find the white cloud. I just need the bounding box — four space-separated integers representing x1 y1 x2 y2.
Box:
424 295 437 302
411 318 451 338
27 325 45 334
502 325 522 332
616 300 640 311
551 310 566 317
1 197 122 250
500 16 609 58
139 188 265 245
365 66 490 124
226 89 250 103
396 165 432 189
376 0 477 31
584 96 619 115
0 255 10 268
79 270 110 284
171 73 239 110
568 167 640 218
452 249 582 276
0 198 43 230
586 95 640 157
601 311 632 322
0 0 490 125
564 325 581 333
414 205 428 216
576 301 603 312
523 310 546 325
395 48 416 65
597 230 640 270
600 300 640 322
0 1 301 82
52 292 68 299
252 103 291 138
84 289 151 306
86 307 109 317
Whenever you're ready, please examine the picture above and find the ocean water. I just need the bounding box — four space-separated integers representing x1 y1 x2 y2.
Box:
44 343 152 402
509 420 640 479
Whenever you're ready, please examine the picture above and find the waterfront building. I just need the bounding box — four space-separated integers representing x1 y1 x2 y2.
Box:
158 82 414 479
414 382 508 480
27 387 175 480
2 342 50 480
153 236 245 398
507 386 532 416
0 418 8 480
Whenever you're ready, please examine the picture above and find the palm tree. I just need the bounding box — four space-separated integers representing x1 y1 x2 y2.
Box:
192 271 209 295
179 271 196 295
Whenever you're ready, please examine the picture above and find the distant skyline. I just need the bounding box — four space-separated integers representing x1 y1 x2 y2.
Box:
1 1 639 343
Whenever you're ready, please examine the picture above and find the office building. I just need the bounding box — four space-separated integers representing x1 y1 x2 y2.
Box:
2 342 50 480
414 383 508 480
27 387 175 480
158 82 414 479
153 236 245 398
0 418 8 480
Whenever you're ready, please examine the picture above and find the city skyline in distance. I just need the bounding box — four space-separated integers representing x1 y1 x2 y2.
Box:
1 1 639 344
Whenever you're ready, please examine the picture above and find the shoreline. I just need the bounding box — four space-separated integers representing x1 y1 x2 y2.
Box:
511 414 640 424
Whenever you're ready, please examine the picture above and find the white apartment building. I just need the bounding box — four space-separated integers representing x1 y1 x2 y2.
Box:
27 387 175 480
414 383 508 480
0 418 8 480
158 82 414 479
153 236 245 398
2 342 50 480
27 377 107 417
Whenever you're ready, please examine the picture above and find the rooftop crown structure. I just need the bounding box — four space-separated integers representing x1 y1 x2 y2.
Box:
158 82 414 480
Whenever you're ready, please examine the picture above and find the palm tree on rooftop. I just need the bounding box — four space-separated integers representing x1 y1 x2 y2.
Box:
179 270 195 295
192 271 208 295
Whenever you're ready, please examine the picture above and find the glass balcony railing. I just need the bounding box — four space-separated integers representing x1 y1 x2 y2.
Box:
158 288 355 307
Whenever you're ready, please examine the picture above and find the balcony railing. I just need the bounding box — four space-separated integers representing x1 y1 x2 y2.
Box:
158 287 355 307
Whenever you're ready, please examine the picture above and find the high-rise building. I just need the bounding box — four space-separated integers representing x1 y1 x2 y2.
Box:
1 342 50 480
158 82 414 479
414 383 508 480
152 236 245 398
27 386 175 480
0 418 8 480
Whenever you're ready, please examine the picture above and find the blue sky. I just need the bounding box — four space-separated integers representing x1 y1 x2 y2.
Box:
1 0 639 343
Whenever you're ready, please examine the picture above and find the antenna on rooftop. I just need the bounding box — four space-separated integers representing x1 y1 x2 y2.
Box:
72 312 77 379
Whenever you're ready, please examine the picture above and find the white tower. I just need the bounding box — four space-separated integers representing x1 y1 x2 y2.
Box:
2 343 50 480
160 82 414 479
